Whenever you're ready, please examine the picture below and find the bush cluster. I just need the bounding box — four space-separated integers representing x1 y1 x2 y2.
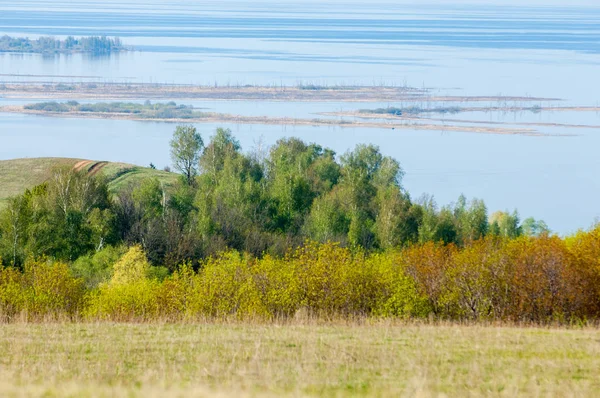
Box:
25 101 202 119
1 229 599 323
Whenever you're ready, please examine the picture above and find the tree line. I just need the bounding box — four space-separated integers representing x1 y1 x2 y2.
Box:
0 35 125 54
0 126 550 272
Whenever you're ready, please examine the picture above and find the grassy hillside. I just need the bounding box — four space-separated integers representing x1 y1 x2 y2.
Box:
0 158 179 208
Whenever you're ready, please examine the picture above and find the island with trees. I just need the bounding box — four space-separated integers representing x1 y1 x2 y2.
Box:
0 35 128 54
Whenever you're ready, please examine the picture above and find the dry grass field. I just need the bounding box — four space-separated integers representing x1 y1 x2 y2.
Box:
0 322 598 397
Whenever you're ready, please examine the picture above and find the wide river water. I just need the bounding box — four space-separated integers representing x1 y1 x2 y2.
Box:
1 0 599 233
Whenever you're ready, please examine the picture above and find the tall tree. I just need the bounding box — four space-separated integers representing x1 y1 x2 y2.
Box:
170 125 203 185
489 210 522 238
521 217 550 237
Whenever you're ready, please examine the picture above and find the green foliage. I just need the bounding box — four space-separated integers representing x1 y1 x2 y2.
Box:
71 245 126 288
0 167 115 265
170 125 204 185
84 246 166 321
521 217 550 237
0 35 125 54
0 258 85 320
1 231 600 323
24 102 69 112
490 210 522 238
361 106 461 116
0 126 565 323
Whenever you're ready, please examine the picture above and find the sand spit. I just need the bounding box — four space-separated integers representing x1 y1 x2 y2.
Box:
0 105 550 136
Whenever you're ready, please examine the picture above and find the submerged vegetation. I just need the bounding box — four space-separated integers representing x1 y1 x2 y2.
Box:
361 106 462 116
1 125 598 324
24 101 206 119
360 105 545 116
0 35 127 54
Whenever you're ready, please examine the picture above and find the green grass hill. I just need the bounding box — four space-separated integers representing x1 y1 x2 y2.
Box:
0 158 179 208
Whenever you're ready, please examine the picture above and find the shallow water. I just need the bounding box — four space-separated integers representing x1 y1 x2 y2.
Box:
2 1 600 102
1 0 599 233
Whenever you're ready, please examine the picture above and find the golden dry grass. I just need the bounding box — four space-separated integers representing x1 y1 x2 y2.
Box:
0 321 598 397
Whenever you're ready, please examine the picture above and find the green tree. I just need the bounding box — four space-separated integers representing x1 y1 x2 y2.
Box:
303 190 349 243
489 210 522 239
417 196 458 245
521 217 550 237
196 132 270 255
0 194 33 267
454 195 488 244
199 128 240 181
170 125 203 185
267 138 330 233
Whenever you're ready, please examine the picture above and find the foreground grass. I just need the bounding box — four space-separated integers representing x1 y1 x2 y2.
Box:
0 322 598 397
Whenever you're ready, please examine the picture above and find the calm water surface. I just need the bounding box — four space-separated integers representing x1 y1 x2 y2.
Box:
1 0 599 233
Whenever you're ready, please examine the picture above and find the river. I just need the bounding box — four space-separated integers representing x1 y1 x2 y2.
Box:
1 0 599 233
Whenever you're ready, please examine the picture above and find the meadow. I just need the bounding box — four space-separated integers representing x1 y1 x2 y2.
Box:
1 321 599 397
0 158 177 209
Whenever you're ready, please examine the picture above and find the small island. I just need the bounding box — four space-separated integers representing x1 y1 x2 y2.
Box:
23 101 207 119
0 100 544 136
0 35 128 54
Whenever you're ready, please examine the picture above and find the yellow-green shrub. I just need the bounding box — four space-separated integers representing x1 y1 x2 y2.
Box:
292 242 357 315
85 246 161 321
0 265 25 319
187 251 267 319
85 280 161 321
565 225 600 316
110 245 150 284
0 258 85 320
370 251 431 318
251 254 302 318
156 262 195 318
5 233 600 323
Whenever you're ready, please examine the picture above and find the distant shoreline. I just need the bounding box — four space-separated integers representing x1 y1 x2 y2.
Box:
0 82 561 103
0 104 553 136
0 35 128 55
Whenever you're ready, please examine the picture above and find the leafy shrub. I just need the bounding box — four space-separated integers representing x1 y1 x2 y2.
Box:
24 102 69 112
3 233 600 323
187 251 267 319
84 246 161 321
370 251 431 318
71 245 126 288
0 258 85 320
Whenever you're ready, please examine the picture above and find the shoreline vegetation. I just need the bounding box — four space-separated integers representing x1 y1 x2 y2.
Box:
0 35 128 54
3 100 597 135
0 102 547 135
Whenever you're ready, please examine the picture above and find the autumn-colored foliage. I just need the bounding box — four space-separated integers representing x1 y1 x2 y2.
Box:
2 229 600 323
